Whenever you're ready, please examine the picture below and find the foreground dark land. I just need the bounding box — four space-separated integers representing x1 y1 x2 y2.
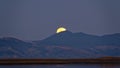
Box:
0 57 120 65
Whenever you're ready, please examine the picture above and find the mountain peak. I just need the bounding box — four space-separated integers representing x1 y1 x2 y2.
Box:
56 30 73 35
0 37 24 43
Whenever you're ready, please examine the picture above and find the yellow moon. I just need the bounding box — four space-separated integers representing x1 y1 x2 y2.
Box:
56 27 67 33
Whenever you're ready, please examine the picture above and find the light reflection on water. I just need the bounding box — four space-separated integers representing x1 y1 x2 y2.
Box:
0 64 120 68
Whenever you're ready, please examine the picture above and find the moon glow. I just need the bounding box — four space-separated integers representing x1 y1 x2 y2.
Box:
56 27 67 33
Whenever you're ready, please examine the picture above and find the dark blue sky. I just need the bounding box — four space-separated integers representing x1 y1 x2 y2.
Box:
0 0 120 40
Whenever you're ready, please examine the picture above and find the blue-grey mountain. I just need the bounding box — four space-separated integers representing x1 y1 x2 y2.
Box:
0 31 120 58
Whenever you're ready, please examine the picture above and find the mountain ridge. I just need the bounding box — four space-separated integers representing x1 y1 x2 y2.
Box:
0 31 120 58
35 31 120 47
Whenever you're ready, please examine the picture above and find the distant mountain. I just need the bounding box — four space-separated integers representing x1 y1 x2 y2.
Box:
0 31 120 58
0 37 33 58
35 31 120 48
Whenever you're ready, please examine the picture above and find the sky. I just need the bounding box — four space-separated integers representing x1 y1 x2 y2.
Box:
0 0 120 40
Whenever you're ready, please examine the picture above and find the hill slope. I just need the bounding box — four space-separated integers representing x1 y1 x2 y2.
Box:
0 31 120 58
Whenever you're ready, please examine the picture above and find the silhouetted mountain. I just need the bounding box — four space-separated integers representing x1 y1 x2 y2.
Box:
0 37 92 58
0 31 120 58
0 37 33 58
35 31 120 48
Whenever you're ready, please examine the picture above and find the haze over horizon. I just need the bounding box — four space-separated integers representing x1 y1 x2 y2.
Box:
0 0 120 40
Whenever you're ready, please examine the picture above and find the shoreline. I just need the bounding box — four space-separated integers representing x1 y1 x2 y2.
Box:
0 57 120 65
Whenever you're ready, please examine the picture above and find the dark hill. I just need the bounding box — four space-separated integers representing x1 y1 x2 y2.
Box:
35 31 120 48
0 31 120 58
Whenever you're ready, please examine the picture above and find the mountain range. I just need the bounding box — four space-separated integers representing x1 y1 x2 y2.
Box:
0 31 120 58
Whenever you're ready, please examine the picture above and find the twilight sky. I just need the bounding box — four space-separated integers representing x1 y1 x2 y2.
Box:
0 0 120 40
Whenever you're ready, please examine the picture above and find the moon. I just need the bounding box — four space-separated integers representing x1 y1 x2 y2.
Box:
56 27 67 33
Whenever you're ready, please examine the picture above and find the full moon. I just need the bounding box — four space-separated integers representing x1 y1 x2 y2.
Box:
56 27 67 33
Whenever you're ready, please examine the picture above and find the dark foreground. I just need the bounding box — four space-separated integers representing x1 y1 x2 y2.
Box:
0 57 120 65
